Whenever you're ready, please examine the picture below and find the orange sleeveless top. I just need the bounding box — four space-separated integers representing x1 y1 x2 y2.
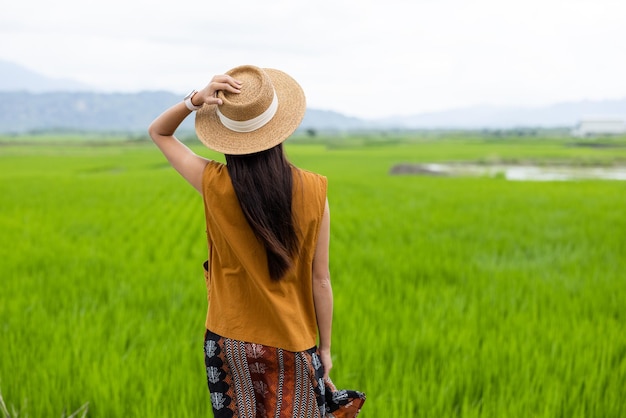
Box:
202 160 327 352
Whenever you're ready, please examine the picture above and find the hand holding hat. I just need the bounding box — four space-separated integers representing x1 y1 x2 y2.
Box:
193 75 243 107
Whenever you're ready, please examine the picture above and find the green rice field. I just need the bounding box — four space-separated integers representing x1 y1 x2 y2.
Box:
1 133 625 417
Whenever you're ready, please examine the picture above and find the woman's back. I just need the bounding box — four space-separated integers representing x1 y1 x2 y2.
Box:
202 160 327 352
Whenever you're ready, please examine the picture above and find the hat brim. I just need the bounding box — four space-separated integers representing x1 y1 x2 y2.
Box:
195 68 306 155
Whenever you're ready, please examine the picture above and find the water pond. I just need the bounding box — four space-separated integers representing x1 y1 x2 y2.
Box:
390 163 626 181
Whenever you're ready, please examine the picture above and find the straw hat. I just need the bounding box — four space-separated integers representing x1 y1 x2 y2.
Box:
195 65 306 155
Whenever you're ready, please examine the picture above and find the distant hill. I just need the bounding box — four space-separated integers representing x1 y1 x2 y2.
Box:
379 99 626 129
3 90 625 134
0 60 366 134
1 59 625 133
0 91 186 133
2 90 626 134
0 91 366 134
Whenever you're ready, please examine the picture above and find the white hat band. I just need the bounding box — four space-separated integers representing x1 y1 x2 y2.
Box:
216 90 279 133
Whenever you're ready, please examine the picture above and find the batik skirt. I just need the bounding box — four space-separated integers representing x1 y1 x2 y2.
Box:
204 329 366 418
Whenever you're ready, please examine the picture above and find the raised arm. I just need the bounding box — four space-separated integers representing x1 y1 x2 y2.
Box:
147 75 242 193
312 198 333 379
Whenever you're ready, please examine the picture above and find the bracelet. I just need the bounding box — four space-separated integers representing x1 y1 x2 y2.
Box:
184 90 202 111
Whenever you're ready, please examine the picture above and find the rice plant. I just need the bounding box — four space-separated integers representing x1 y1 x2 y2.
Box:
1 134 625 417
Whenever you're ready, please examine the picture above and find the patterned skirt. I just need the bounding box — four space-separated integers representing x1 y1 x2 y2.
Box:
204 329 366 418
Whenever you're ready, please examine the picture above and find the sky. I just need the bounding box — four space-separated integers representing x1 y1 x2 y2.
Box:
2 0 626 119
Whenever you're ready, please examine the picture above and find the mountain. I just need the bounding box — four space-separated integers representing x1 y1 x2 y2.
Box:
0 91 190 133
0 91 367 134
380 99 626 129
0 59 92 92
301 109 370 131
1 59 625 133
2 90 625 134
0 60 365 133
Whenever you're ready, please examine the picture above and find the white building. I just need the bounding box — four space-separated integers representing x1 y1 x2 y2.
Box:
571 117 626 137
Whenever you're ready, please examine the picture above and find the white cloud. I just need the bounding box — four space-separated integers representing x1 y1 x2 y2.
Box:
2 0 626 118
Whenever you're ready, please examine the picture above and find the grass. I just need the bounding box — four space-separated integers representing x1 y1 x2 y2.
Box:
0 389 89 418
1 133 625 417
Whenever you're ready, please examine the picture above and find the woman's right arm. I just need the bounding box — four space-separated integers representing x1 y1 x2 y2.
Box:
147 75 242 193
312 199 333 380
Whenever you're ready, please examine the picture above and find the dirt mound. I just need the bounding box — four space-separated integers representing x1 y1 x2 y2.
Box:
389 164 449 176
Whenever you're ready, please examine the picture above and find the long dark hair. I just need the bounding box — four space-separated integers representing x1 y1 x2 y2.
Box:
225 143 298 281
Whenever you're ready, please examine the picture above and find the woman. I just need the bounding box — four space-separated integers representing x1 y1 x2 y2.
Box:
148 65 365 417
